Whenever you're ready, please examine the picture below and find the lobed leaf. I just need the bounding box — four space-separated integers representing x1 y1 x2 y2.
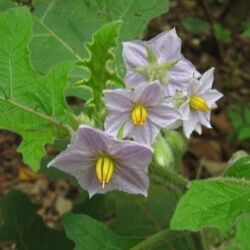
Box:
0 8 72 171
30 0 169 74
77 21 123 113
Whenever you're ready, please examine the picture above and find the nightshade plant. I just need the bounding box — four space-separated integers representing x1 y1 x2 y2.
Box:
0 2 249 250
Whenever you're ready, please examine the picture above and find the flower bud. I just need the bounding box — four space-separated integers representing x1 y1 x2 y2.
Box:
153 135 174 170
67 111 95 130
163 130 187 155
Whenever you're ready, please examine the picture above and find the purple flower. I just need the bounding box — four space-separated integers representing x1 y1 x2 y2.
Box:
104 82 180 145
122 28 200 95
179 68 223 138
48 126 153 198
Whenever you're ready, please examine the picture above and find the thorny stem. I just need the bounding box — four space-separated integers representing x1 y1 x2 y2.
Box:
151 162 189 192
129 229 183 250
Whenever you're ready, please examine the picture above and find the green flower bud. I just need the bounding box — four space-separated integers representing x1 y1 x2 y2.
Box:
153 135 174 170
163 129 187 156
67 111 95 130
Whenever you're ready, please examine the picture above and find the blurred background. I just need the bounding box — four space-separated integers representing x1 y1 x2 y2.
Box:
0 0 250 249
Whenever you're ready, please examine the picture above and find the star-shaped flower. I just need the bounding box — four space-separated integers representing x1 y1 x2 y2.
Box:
122 28 200 95
178 68 223 138
48 126 153 198
104 82 180 145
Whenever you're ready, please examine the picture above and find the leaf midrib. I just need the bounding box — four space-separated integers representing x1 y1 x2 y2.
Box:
0 96 71 133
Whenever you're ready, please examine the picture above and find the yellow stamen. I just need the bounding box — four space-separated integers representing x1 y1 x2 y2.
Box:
131 104 148 126
96 156 114 188
190 96 210 112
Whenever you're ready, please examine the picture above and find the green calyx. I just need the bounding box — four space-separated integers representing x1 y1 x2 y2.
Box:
173 92 188 107
135 45 178 84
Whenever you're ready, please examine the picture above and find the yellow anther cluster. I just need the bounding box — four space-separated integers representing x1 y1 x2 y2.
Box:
131 105 148 126
96 156 114 188
190 96 210 112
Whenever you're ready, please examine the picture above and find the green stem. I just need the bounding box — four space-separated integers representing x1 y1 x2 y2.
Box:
151 163 189 192
150 175 183 198
0 97 74 136
200 230 208 250
130 229 183 250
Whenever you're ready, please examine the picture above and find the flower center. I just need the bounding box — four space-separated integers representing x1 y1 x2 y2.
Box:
190 96 210 112
131 105 148 126
95 156 114 188
134 46 177 84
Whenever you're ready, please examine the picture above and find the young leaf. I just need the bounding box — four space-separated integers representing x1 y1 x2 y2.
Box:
0 190 73 250
62 213 135 250
0 8 73 171
30 0 169 74
224 156 250 179
171 178 250 231
77 21 123 111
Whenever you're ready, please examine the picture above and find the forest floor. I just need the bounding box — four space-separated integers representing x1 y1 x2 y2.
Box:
0 1 250 249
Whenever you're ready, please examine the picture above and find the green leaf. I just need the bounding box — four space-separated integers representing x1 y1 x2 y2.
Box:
73 185 192 250
241 22 250 39
0 0 15 12
171 178 250 231
77 21 123 111
234 214 250 250
0 8 73 171
182 17 209 35
0 190 73 250
213 23 231 43
30 0 169 74
224 156 250 179
62 213 135 250
228 106 250 141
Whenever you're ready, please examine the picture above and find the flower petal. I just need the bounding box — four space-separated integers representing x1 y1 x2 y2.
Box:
70 126 110 155
179 101 190 120
168 58 200 90
114 140 153 168
48 150 95 175
201 89 223 106
197 111 212 128
147 104 180 128
135 81 162 105
122 40 148 69
187 78 200 96
104 89 132 112
76 168 117 198
113 164 149 197
195 124 202 134
132 121 160 145
124 71 148 90
150 28 182 63
199 68 214 93
104 111 131 138
183 110 198 138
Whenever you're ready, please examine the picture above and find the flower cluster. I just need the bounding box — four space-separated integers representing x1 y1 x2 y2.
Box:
49 28 223 197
